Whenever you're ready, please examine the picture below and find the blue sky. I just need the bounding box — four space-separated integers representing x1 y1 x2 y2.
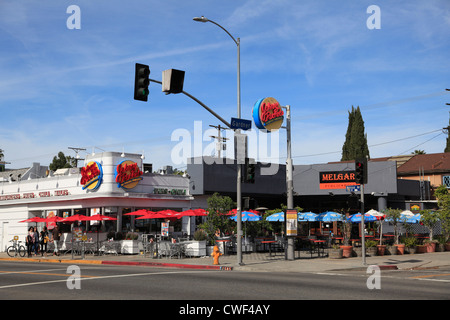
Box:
0 0 449 171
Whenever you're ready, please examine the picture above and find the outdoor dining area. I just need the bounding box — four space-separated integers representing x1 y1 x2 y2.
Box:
18 206 443 260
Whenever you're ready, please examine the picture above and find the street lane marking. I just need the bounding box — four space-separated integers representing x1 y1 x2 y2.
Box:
0 270 96 278
410 273 450 279
0 269 218 289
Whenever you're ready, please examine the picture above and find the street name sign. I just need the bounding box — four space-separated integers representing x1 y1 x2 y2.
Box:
230 117 252 131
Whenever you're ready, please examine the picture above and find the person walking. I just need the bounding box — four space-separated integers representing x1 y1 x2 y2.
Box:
52 225 61 256
40 227 49 257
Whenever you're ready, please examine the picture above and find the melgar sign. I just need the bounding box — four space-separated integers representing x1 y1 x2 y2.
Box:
319 171 357 190
252 97 284 132
115 160 143 189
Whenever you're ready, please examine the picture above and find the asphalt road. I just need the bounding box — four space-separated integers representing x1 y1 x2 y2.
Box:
0 261 449 302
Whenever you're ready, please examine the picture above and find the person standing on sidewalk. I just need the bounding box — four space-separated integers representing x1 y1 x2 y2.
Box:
26 227 34 257
33 227 40 256
52 225 61 256
40 227 49 257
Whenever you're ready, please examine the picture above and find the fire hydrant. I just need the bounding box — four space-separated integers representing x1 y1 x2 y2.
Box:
211 245 222 265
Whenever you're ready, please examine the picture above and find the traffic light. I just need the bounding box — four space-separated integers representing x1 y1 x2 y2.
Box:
243 158 256 184
162 69 185 94
355 158 368 185
134 63 150 101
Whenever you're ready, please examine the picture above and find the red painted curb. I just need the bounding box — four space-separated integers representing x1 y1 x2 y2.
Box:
101 260 233 270
378 265 398 270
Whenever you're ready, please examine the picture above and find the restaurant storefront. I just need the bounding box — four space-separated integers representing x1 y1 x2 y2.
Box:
0 152 193 251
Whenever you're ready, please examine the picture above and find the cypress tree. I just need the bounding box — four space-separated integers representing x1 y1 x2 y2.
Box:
445 113 450 153
341 106 370 161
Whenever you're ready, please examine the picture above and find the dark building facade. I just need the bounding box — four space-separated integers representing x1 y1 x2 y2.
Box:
187 157 433 213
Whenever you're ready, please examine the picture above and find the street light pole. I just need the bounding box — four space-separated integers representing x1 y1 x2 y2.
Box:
194 16 244 265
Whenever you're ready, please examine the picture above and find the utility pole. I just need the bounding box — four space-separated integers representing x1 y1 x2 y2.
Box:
209 124 229 158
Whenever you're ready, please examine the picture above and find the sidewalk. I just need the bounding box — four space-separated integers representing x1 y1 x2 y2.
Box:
2 250 450 273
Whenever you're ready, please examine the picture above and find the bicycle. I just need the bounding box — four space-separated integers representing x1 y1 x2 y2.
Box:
6 239 27 257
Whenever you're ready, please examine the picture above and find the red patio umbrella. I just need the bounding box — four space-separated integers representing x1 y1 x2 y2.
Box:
136 212 170 220
123 209 155 216
19 217 47 223
62 214 89 223
176 209 208 218
45 216 65 223
85 214 117 221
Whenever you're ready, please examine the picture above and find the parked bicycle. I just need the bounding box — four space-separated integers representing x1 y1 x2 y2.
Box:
6 239 27 257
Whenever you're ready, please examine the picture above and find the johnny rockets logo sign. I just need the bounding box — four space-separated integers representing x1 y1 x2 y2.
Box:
115 160 143 189
319 171 357 190
252 97 284 132
80 161 103 190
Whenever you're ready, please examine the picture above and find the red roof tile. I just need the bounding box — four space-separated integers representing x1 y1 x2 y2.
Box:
397 152 450 174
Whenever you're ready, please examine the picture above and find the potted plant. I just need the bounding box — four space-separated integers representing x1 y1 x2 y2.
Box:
435 236 446 252
365 240 378 256
340 216 353 258
328 244 343 259
184 229 207 257
402 236 417 254
120 232 140 254
420 209 439 253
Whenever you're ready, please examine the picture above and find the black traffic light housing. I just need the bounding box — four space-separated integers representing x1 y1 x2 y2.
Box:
354 158 368 185
243 158 256 184
162 69 185 94
134 63 150 101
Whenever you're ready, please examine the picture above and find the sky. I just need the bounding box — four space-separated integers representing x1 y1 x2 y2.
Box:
0 0 449 172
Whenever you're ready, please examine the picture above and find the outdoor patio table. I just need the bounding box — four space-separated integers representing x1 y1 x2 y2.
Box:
261 240 277 257
313 240 326 258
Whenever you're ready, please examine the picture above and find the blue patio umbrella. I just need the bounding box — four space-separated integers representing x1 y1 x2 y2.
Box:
229 211 262 222
298 212 318 222
318 211 344 222
403 213 421 224
265 212 285 222
348 213 378 223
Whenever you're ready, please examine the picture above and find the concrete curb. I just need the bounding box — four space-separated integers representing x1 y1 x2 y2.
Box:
0 257 232 270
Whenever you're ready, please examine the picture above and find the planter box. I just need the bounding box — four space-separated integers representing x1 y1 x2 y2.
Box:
340 246 352 258
366 247 377 257
406 246 416 254
184 240 206 257
377 245 386 256
445 243 450 251
328 248 343 259
416 245 427 254
395 244 405 255
120 240 141 254
386 245 397 255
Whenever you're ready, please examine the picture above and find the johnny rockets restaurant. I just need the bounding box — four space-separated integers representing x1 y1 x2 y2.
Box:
0 151 193 252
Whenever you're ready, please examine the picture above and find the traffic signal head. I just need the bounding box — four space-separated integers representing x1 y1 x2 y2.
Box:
354 158 367 185
134 63 150 101
243 158 256 184
162 69 185 94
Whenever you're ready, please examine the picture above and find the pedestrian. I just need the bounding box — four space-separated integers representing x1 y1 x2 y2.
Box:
33 227 40 256
26 227 34 257
52 224 61 256
40 227 49 257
